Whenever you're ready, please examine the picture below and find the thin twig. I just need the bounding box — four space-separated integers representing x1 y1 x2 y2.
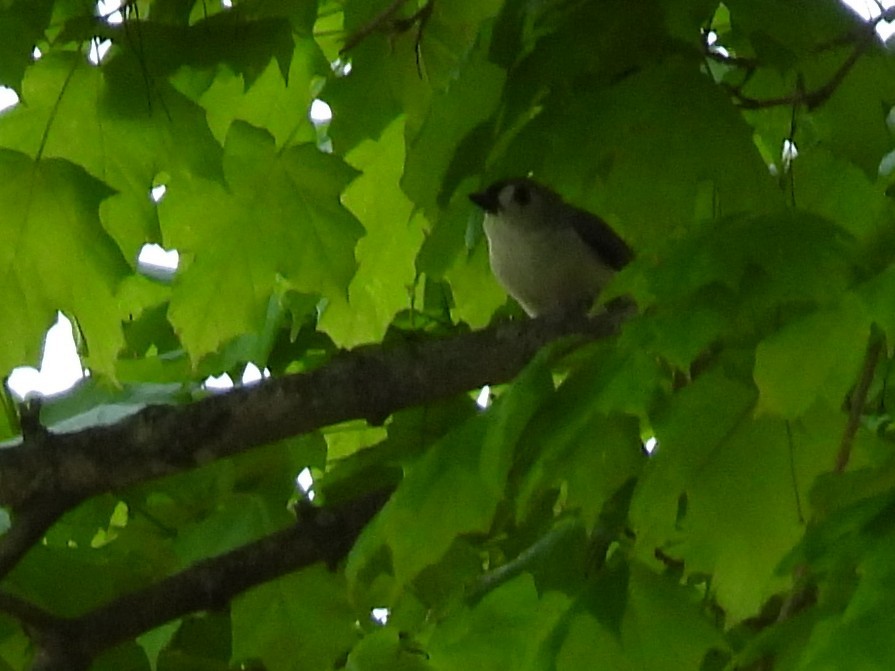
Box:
340 0 410 54
836 331 884 473
410 0 434 78
728 39 869 110
784 421 804 524
713 6 893 111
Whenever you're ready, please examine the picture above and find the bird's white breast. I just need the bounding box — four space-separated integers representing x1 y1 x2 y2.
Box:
483 215 614 317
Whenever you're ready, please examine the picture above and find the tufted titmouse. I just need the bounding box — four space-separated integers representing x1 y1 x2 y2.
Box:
469 178 633 317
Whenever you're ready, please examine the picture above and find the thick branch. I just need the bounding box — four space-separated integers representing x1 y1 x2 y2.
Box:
0 310 629 512
2 309 632 667
21 488 391 671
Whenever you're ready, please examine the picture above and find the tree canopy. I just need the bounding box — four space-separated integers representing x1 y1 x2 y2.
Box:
0 0 893 669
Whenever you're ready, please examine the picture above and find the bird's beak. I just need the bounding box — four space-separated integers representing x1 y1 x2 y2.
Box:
469 190 500 214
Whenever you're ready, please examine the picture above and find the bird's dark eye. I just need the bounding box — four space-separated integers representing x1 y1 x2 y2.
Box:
513 184 530 206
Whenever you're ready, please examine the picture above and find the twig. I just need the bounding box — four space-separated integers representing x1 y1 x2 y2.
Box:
392 0 434 77
340 0 409 54
340 0 435 71
836 331 884 473
468 517 580 601
710 6 894 111
784 421 804 524
729 39 869 110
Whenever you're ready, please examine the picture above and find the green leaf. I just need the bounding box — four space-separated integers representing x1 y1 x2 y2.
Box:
754 296 870 418
0 1 51 92
630 367 832 622
0 53 224 262
858 266 895 350
444 235 508 327
557 563 726 671
723 0 857 65
57 13 295 87
231 566 357 671
5 530 164 617
812 50 895 178
324 25 423 154
621 565 727 668
480 352 555 491
348 414 489 586
497 60 780 243
0 614 31 671
346 628 433 671
618 296 730 370
349 354 553 585
171 436 325 565
173 36 326 148
618 210 857 323
0 151 128 376
428 574 569 671
318 118 426 346
92 642 150 671
557 611 634 671
797 532 895 670
136 620 180 671
415 0 504 90
402 56 506 215
172 494 280 566
163 122 363 360
153 613 232 671
792 149 891 241
516 403 644 529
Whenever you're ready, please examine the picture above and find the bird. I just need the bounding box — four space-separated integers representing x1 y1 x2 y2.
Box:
469 178 633 317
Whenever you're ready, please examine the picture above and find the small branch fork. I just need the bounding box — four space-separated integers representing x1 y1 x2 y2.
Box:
837 331 885 473
339 0 435 76
705 6 895 110
340 0 434 53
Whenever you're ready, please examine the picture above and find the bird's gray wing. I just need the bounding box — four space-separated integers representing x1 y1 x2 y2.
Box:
567 206 634 270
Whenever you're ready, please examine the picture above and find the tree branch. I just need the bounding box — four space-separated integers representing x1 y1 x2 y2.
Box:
19 488 391 671
0 309 632 572
836 330 884 473
711 7 894 111
0 308 633 667
728 39 870 111
0 496 78 578
339 0 409 53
